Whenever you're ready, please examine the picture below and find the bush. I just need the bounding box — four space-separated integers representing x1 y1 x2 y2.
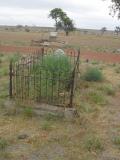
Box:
33 53 72 80
25 28 30 32
32 53 72 98
83 67 103 82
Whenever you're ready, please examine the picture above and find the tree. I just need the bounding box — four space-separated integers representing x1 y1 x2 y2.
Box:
49 8 75 36
106 0 120 18
49 8 66 31
114 26 120 35
100 27 107 35
62 17 75 36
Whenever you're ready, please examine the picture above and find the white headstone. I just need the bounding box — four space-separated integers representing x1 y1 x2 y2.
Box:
54 49 65 55
50 32 58 37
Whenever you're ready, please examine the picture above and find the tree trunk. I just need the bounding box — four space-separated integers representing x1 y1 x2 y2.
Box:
66 31 69 36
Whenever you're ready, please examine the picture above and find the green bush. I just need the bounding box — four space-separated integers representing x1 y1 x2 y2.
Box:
83 67 103 82
33 53 72 81
32 53 72 99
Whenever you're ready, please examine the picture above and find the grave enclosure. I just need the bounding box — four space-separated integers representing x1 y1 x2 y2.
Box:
9 47 80 108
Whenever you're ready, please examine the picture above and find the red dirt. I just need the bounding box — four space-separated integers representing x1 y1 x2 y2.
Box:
0 45 120 63
0 45 41 53
81 52 120 63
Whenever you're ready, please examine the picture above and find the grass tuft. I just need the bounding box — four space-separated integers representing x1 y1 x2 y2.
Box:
0 138 8 150
84 135 104 152
23 107 34 118
113 136 120 147
88 91 106 105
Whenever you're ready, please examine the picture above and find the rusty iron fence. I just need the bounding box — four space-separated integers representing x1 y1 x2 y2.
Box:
9 47 80 107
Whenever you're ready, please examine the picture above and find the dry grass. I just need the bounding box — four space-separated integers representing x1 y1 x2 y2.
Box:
0 30 120 53
0 33 120 159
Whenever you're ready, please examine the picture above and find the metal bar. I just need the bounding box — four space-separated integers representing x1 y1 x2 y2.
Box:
69 48 80 108
51 72 54 103
9 60 13 98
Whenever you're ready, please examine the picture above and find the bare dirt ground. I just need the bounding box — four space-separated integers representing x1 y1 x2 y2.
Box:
0 45 120 63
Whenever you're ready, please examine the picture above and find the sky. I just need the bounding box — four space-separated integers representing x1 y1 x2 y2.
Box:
0 0 119 30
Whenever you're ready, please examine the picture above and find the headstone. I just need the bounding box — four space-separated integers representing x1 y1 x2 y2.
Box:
49 32 58 41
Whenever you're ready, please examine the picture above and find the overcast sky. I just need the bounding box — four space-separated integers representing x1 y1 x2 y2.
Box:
0 0 119 30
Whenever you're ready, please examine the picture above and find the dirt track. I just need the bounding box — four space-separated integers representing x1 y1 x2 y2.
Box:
0 45 120 63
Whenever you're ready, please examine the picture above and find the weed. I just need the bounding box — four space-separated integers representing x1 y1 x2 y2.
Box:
99 85 116 96
0 152 13 159
41 121 52 131
45 113 63 121
0 58 2 64
79 103 95 113
113 136 120 147
84 135 103 152
82 67 103 82
115 66 120 73
0 67 8 76
91 61 99 65
0 138 8 150
9 53 21 62
23 107 34 118
88 91 106 105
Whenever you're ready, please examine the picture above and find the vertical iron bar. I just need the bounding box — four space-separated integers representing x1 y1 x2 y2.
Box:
51 72 54 103
45 70 48 101
69 70 75 108
39 70 41 102
69 48 80 108
57 72 60 104
9 60 13 98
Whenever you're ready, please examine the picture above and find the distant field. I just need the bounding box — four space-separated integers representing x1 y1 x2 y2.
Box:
0 30 120 54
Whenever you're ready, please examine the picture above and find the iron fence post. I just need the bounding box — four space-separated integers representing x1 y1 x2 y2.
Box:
69 48 80 108
9 60 13 98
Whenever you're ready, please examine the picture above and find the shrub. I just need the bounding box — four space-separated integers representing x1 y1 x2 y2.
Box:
33 53 72 80
83 67 103 82
25 28 30 32
32 53 72 98
84 135 103 152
